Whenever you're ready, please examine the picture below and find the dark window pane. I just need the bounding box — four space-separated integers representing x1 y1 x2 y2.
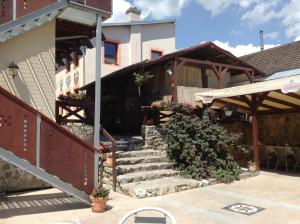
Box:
151 50 162 59
104 42 118 64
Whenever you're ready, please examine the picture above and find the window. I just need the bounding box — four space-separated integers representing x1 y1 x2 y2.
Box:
104 41 118 65
151 50 163 59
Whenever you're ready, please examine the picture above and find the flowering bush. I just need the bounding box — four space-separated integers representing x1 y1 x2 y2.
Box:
165 106 241 183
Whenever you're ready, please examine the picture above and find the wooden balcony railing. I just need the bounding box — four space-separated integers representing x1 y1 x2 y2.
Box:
70 0 112 13
55 99 94 125
0 0 112 26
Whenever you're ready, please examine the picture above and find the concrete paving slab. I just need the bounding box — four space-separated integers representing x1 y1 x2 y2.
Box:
0 171 300 224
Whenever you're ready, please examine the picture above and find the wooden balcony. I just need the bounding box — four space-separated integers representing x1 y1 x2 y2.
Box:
0 0 112 26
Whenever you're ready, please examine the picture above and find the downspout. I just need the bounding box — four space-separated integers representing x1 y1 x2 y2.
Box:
82 46 86 86
13 0 16 20
93 15 102 188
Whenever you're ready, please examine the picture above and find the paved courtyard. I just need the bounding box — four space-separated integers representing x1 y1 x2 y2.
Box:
1 171 300 224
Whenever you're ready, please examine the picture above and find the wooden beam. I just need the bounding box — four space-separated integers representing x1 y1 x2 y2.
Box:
219 67 228 88
245 70 254 83
211 65 220 80
258 108 300 115
260 103 282 111
265 96 300 109
201 67 208 88
274 90 300 100
251 111 260 170
177 57 255 73
214 99 251 112
256 92 269 109
286 92 300 100
238 95 251 107
172 60 178 103
251 96 260 170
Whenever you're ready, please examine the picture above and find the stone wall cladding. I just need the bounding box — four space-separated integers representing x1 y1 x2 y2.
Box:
259 113 300 146
142 125 168 151
0 159 50 193
66 124 94 145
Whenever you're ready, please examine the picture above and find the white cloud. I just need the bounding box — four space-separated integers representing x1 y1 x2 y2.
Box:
196 0 233 16
105 0 131 23
295 36 300 41
241 0 279 26
279 0 300 38
106 0 300 42
195 0 259 16
264 31 279 40
212 40 279 56
133 0 189 20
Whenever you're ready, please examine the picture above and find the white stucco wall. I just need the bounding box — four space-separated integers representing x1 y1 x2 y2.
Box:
0 21 56 119
0 21 56 192
56 21 176 94
141 23 175 60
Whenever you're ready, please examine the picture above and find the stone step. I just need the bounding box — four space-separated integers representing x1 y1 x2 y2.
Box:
119 176 201 198
104 169 180 185
105 162 172 175
116 149 165 158
116 156 167 165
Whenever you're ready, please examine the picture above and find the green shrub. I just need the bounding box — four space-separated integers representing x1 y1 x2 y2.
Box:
166 104 241 182
91 186 110 198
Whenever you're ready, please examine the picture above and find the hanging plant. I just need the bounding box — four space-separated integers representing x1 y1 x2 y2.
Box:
133 70 154 97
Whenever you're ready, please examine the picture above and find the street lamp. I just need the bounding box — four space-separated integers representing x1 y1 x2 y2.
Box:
8 61 19 79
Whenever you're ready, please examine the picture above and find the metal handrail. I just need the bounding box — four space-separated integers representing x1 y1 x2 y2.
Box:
100 126 117 192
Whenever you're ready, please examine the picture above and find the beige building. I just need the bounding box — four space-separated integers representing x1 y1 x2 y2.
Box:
55 7 176 95
0 0 112 194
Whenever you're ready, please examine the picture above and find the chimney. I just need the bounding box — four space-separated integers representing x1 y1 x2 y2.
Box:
126 7 141 21
260 30 264 51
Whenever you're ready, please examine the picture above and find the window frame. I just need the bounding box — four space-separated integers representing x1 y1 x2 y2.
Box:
150 48 163 60
103 40 120 65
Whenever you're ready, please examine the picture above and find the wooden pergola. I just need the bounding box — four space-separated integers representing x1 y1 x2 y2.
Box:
172 56 258 103
195 75 300 170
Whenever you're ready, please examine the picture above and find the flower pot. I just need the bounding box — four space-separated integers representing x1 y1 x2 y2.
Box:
90 195 108 212
106 157 113 167
248 164 257 173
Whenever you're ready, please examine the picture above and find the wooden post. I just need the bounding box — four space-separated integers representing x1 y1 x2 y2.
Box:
251 95 260 170
201 67 207 88
172 60 179 104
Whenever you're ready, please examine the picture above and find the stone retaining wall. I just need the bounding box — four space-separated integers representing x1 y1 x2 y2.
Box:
0 160 50 193
142 125 168 150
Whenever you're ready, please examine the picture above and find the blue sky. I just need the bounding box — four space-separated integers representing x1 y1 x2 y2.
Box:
107 0 300 56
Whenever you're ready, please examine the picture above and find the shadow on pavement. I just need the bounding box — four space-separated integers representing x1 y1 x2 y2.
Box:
0 192 90 218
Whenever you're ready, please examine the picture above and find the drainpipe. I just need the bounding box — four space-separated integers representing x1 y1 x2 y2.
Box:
13 0 16 20
94 15 102 188
82 45 86 86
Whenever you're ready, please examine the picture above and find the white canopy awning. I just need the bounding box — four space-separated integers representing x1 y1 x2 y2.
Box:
195 75 300 114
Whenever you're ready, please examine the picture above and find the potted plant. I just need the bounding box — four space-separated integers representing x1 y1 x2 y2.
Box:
151 100 165 110
90 186 110 212
133 70 154 97
248 160 257 173
106 153 113 167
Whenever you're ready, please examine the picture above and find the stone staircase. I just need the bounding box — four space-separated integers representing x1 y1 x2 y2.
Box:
103 137 201 198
